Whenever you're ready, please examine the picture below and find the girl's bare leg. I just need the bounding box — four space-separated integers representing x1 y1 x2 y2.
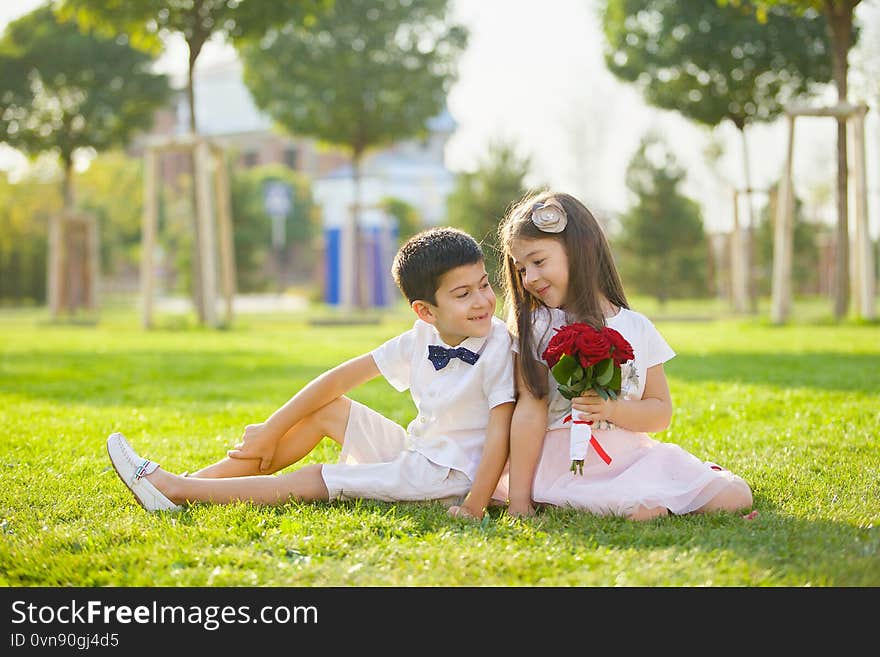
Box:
694 478 753 514
188 397 352 478
146 463 330 506
627 505 669 521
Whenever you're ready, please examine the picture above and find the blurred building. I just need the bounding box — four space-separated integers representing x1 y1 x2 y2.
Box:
137 58 455 226
134 58 456 307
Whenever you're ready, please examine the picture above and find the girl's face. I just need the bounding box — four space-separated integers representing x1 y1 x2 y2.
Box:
509 237 569 309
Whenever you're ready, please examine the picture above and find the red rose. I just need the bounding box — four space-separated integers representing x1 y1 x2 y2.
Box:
572 326 611 368
603 327 634 365
541 325 578 368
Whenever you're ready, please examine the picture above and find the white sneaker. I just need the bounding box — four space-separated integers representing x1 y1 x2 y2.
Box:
106 432 182 512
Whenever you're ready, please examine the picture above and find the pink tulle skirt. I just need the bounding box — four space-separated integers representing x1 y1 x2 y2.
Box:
529 428 747 517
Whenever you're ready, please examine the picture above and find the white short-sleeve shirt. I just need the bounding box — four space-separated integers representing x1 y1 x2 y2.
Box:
370 315 516 479
519 306 676 431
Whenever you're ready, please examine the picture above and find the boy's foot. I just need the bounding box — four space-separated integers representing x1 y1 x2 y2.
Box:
106 432 182 512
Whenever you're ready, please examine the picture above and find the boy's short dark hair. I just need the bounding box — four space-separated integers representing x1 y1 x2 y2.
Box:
391 227 484 304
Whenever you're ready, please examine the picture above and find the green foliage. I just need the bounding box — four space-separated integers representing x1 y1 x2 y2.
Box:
59 0 323 54
238 0 467 160
617 133 708 304
0 4 171 171
380 196 423 245
0 310 877 585
229 164 318 293
445 141 532 282
603 0 832 130
75 152 144 277
0 171 59 304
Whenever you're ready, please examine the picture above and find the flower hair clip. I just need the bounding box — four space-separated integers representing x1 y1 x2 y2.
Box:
530 199 567 233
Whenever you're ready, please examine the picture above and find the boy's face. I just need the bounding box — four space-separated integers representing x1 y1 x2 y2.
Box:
414 261 496 346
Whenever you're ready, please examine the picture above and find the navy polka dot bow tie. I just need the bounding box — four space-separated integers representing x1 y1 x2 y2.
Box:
427 344 480 370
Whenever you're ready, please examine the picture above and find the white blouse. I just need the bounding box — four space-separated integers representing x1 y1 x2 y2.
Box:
519 306 676 430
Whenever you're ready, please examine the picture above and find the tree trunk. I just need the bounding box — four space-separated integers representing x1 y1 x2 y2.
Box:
825 0 857 320
352 151 367 310
47 161 75 318
187 41 206 324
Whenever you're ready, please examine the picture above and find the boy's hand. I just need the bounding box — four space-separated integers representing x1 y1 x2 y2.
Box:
227 422 279 472
571 390 617 424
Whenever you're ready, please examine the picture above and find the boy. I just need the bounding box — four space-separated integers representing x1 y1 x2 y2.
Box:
107 227 514 518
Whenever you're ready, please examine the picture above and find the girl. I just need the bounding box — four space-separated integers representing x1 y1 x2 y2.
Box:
498 191 753 520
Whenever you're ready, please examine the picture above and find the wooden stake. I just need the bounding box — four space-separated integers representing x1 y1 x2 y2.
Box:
213 146 236 324
771 115 795 324
194 139 218 327
141 147 158 329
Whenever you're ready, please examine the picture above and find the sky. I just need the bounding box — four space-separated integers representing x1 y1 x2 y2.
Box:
1 0 878 237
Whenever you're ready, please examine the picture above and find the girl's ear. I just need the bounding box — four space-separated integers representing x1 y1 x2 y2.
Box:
411 300 437 325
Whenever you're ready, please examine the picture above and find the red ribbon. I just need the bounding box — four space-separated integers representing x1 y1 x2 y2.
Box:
563 414 612 465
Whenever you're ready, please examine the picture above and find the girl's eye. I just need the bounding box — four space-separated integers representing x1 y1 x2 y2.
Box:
534 259 545 266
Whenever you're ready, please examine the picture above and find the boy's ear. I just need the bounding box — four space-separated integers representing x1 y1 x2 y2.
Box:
411 300 437 325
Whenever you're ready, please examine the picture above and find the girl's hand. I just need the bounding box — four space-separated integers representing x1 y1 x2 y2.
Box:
227 422 279 472
571 390 618 425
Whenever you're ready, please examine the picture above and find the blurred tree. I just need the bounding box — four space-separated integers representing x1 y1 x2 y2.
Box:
380 197 423 245
738 0 863 319
0 3 171 314
58 0 327 321
446 141 532 284
603 0 832 312
617 133 708 307
0 4 170 212
239 0 467 309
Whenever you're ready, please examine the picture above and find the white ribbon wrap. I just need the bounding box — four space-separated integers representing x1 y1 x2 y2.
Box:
570 418 590 474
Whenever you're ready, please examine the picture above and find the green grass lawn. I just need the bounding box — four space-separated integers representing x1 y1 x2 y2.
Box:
0 302 878 586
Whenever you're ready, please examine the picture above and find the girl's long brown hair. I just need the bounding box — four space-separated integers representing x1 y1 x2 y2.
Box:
498 191 629 398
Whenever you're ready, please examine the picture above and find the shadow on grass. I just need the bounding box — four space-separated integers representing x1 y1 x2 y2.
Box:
315 497 880 586
4 349 880 408
1 349 328 406
667 352 880 393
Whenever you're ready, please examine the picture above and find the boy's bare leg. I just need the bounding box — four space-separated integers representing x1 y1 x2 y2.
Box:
188 397 352 478
146 463 330 506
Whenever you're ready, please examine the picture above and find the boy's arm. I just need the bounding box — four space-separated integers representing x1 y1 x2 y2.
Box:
228 353 381 471
451 401 514 520
507 355 549 517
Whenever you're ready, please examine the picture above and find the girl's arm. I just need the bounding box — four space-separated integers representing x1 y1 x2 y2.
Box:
228 353 381 471
451 401 515 520
571 363 672 433
508 355 549 517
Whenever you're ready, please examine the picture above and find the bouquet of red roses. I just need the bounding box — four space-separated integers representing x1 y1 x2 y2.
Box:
542 323 634 474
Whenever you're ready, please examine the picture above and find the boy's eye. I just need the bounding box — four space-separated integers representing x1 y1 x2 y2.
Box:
456 291 469 299
481 282 491 289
